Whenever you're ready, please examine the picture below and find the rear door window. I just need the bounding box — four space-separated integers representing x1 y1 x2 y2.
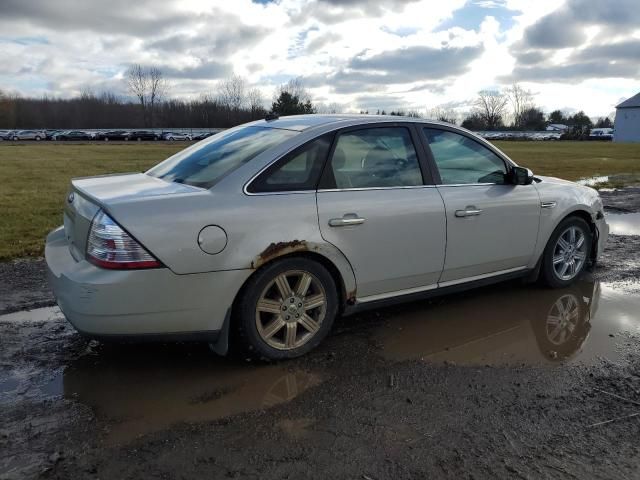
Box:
326 127 423 189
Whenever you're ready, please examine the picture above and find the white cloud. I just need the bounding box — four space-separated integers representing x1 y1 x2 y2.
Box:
0 0 638 116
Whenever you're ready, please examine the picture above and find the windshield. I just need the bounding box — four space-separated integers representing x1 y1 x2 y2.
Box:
147 126 298 188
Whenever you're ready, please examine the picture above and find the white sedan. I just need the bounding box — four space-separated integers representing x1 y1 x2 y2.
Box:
46 115 609 360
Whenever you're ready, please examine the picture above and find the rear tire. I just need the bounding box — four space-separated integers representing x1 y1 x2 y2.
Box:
541 217 592 288
234 257 339 360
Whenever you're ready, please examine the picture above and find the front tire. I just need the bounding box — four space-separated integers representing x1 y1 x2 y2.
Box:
234 257 339 360
541 217 592 288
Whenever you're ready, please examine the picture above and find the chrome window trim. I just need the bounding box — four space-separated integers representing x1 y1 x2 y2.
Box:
318 185 436 193
244 189 316 196
435 182 499 187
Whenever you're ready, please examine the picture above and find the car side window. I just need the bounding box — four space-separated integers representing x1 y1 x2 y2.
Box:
423 128 508 185
328 127 422 189
248 134 333 193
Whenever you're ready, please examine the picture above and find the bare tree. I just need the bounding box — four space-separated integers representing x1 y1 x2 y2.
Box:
474 90 509 130
148 67 167 127
315 102 343 114
246 87 264 114
274 78 312 104
126 64 168 127
429 106 457 125
218 75 246 111
506 83 534 128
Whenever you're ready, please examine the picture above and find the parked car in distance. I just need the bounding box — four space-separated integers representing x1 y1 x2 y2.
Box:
94 130 128 141
53 130 93 141
46 115 609 360
191 132 215 141
11 130 46 141
162 132 193 141
45 130 64 141
125 130 160 141
0 130 14 141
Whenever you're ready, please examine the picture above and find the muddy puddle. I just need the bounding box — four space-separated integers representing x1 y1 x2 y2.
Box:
606 212 640 236
374 278 640 366
0 309 321 445
2 276 640 448
61 352 321 445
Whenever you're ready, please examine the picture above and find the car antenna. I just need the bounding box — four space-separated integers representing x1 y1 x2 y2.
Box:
265 112 279 121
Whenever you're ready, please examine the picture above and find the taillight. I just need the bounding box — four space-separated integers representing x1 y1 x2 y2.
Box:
87 210 161 269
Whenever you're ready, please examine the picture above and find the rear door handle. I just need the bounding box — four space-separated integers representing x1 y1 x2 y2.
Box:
455 207 483 218
328 214 366 227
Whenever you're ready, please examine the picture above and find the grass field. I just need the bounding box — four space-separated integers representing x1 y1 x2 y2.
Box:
1 140 639 261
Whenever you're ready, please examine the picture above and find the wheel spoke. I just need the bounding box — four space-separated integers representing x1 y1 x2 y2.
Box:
553 254 565 265
547 314 562 326
557 238 570 251
559 262 569 277
257 298 282 314
569 227 576 244
298 313 320 333
574 251 586 261
304 294 325 310
274 274 292 299
262 316 285 339
549 323 564 342
285 322 297 348
575 234 585 249
295 273 313 297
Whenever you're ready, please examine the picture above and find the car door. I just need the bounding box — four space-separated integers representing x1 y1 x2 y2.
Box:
316 124 446 299
421 127 541 285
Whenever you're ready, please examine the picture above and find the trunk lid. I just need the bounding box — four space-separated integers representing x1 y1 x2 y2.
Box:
63 173 200 261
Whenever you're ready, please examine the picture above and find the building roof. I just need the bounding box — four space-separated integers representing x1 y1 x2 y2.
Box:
616 92 640 109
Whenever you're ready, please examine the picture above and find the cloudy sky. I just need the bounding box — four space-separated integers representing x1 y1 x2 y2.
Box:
1 0 639 118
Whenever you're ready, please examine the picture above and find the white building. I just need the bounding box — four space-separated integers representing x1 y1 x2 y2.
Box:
614 92 640 143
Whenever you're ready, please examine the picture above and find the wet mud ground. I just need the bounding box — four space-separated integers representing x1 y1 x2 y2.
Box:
2 189 640 479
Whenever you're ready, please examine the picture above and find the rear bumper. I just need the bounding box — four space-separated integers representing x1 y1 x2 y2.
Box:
45 227 250 338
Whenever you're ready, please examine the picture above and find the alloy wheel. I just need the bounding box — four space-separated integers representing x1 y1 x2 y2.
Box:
255 270 327 350
552 226 587 281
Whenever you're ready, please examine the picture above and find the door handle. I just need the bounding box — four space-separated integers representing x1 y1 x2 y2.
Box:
455 207 483 218
328 214 366 227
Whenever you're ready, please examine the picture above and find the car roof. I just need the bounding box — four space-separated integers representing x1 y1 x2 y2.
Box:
248 114 459 132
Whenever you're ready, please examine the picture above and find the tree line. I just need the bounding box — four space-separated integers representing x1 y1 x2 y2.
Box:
0 68 319 130
0 68 613 132
456 85 613 133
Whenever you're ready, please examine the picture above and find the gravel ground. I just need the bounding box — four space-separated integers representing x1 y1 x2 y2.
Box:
2 186 640 480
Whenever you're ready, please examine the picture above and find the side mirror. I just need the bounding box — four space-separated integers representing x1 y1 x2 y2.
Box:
511 166 534 185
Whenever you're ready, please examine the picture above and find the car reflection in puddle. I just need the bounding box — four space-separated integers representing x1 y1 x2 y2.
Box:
62 346 321 445
374 277 640 366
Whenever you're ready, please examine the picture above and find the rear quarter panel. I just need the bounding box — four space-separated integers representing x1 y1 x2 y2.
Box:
106 190 357 298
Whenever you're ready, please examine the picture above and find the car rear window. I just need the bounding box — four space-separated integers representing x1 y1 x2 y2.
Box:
147 126 298 188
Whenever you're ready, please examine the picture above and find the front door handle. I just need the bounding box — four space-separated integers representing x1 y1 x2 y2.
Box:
328 214 366 227
455 206 483 218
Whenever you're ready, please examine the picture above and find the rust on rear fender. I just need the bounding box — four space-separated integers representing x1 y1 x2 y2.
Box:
252 240 308 269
